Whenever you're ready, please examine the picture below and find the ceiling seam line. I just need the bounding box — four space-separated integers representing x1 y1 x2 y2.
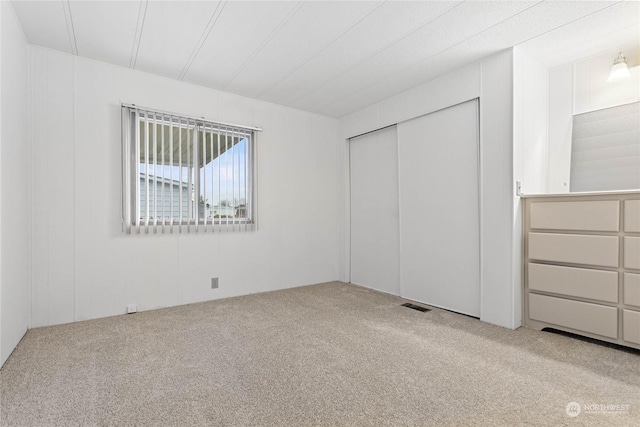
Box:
178 1 227 81
222 1 306 90
131 0 149 69
129 0 146 69
281 0 467 106
254 0 388 99
315 0 551 113
129 1 142 68
62 0 78 55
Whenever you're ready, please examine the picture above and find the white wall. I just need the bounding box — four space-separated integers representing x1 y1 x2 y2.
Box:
547 41 640 192
480 51 518 329
30 47 340 328
1 2 30 366
340 50 520 329
513 48 549 196
512 48 549 330
574 42 640 114
547 64 573 194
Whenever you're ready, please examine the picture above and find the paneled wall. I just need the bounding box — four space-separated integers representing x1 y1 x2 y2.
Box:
29 47 341 328
0 2 30 367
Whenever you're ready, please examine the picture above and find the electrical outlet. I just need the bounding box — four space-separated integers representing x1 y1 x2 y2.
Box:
211 277 219 289
127 304 137 314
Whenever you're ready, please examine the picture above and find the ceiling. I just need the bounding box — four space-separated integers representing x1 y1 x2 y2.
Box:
10 1 640 118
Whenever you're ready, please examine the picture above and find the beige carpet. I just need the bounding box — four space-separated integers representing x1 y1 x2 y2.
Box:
1 281 638 426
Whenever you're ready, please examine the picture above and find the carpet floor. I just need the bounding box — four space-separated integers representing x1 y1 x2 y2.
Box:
1 281 638 426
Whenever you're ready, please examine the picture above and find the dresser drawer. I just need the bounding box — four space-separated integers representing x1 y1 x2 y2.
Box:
623 309 640 345
528 233 619 267
624 237 640 270
530 201 619 231
529 293 618 339
528 263 618 303
624 273 640 307
625 200 640 233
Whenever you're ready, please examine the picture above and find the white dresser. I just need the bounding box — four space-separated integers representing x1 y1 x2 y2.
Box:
523 192 640 350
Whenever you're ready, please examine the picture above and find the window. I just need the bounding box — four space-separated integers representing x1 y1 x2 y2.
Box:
121 105 259 233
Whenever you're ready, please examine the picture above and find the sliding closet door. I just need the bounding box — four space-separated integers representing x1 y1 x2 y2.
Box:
350 126 400 295
398 100 480 317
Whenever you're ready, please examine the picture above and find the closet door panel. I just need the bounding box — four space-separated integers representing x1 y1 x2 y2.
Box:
398 100 480 316
350 126 400 295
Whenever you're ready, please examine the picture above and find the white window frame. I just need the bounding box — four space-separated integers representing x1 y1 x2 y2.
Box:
121 104 260 234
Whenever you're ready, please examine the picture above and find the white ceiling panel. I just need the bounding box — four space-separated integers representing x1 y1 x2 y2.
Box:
183 1 303 90
296 0 623 114
10 0 72 54
258 0 463 106
223 1 382 99
449 0 621 56
323 43 504 118
315 47 482 119
318 48 495 118
68 0 141 67
134 1 222 78
9 0 640 118
518 1 640 68
394 0 621 87
290 0 539 112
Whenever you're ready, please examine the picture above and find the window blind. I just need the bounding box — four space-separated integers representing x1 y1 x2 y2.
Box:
121 105 260 234
570 101 640 192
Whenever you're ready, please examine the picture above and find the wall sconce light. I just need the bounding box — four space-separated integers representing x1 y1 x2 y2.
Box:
607 52 630 81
